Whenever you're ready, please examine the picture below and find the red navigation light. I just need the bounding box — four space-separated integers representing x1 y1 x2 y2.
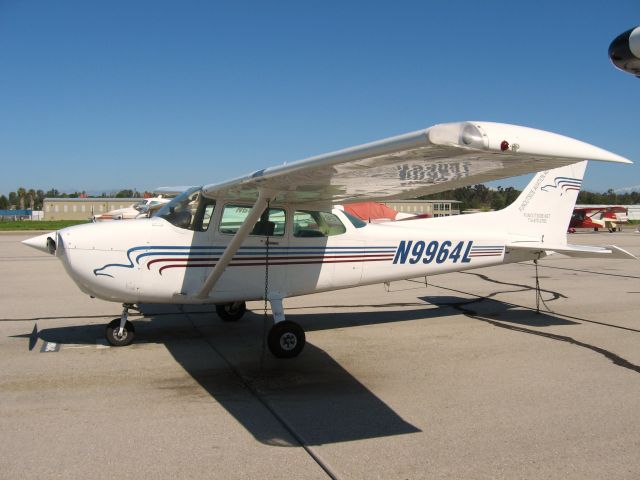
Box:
500 140 509 151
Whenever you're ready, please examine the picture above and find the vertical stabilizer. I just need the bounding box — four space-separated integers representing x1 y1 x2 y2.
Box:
502 161 587 245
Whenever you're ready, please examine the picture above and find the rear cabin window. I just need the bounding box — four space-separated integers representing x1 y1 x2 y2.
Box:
219 205 286 236
293 211 346 237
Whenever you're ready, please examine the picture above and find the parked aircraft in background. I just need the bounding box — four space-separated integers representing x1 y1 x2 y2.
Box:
609 26 640 77
23 121 636 359
93 196 170 221
569 206 628 232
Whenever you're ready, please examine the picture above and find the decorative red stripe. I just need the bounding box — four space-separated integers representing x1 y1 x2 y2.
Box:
158 256 394 275
148 254 393 270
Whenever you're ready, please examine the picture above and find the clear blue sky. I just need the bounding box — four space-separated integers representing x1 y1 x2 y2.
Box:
0 0 638 195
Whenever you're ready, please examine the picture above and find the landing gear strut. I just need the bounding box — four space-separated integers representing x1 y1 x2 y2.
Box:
266 297 305 358
105 304 136 347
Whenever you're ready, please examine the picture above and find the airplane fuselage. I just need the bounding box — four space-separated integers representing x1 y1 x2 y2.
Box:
54 208 516 306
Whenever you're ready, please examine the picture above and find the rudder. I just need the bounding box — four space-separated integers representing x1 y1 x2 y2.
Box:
502 161 587 245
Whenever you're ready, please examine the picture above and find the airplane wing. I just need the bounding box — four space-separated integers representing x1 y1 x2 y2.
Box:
202 121 631 205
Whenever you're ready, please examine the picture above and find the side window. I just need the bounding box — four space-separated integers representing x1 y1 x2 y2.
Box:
293 210 346 237
219 205 285 236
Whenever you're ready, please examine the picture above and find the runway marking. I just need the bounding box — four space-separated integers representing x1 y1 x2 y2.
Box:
40 342 59 353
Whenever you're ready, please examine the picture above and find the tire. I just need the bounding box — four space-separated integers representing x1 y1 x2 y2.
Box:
216 301 247 322
106 319 135 347
267 321 306 358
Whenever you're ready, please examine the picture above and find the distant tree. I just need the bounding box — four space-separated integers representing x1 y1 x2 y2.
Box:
8 191 17 208
0 195 8 210
45 188 60 198
36 190 45 210
27 189 36 210
115 189 134 198
17 187 26 210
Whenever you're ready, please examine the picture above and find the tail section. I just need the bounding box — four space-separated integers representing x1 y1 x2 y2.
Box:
500 160 637 260
501 161 587 245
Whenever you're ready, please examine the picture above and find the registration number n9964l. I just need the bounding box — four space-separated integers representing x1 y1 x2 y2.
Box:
392 240 473 265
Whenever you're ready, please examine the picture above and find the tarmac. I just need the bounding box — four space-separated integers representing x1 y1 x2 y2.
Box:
1 231 639 479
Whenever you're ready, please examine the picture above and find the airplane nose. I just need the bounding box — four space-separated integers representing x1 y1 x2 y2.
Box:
22 232 57 255
609 26 640 77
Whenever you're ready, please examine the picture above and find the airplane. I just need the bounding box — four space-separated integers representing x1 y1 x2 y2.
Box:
569 206 628 232
93 195 170 222
609 25 640 77
22 121 637 358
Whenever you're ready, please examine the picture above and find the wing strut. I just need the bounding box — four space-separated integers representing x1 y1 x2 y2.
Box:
196 189 274 299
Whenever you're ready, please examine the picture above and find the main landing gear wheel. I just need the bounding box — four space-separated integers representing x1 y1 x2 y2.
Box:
216 301 247 322
106 318 135 347
268 320 306 358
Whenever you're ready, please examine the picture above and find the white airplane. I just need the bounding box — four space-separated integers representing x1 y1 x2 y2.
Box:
609 25 640 77
23 121 636 358
93 195 170 221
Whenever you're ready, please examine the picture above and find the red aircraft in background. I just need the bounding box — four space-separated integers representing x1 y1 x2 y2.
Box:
569 206 628 232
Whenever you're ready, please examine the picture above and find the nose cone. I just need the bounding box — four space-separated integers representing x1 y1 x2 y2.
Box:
609 26 640 77
22 232 57 254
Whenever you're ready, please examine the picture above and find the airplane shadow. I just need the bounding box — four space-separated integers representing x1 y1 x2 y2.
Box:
420 296 579 327
25 294 580 446
32 306 429 447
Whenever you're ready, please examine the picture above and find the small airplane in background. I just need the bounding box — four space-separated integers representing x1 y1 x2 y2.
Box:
609 25 640 77
23 121 637 359
569 206 628 233
93 195 170 222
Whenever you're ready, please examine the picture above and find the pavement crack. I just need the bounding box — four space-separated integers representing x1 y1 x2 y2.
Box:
460 270 567 301
430 284 640 376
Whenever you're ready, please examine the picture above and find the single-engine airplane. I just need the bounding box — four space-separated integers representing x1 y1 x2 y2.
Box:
569 206 628 232
23 121 636 358
93 195 170 221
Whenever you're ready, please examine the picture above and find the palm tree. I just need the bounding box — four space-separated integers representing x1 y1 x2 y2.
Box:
27 189 36 210
17 187 26 210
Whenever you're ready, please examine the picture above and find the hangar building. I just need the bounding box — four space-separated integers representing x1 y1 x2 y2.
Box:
43 198 141 221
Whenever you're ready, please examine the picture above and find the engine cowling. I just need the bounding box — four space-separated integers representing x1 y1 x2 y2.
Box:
609 26 640 77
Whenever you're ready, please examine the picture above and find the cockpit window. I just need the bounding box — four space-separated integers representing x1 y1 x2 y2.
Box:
293 210 346 237
156 187 215 231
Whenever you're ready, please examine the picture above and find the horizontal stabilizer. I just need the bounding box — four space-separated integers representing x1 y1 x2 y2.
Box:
507 242 638 260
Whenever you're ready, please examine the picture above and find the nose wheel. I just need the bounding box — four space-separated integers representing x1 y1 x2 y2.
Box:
106 318 135 346
105 304 136 347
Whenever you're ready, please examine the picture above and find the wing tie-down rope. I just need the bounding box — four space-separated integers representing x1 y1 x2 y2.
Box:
260 200 271 370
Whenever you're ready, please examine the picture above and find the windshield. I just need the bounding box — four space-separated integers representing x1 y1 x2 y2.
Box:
156 187 215 231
